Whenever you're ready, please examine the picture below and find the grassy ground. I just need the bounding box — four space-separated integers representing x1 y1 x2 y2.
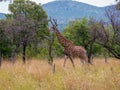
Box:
0 58 120 90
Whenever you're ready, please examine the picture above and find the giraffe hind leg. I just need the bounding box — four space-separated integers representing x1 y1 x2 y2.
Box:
80 59 85 67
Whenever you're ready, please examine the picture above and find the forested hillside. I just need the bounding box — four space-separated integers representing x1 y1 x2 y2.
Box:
0 13 5 19
43 0 107 29
0 0 108 30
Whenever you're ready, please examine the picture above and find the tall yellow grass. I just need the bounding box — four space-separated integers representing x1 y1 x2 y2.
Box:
0 58 120 90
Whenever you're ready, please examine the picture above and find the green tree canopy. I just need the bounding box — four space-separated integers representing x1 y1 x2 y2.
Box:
63 18 90 48
63 18 107 63
6 0 49 63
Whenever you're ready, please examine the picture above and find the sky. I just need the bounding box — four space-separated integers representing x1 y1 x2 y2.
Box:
0 0 117 13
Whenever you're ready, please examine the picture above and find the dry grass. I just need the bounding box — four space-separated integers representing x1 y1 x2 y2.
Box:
0 58 120 90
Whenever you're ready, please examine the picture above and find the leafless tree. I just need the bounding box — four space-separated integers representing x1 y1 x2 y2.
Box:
89 6 120 59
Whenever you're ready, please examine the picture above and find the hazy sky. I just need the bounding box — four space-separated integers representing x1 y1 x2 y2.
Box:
38 0 116 6
0 0 117 13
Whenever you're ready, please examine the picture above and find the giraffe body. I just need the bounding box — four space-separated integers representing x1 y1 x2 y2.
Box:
64 45 87 59
50 26 88 67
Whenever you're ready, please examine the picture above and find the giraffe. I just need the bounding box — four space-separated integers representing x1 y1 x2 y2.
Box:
49 19 88 68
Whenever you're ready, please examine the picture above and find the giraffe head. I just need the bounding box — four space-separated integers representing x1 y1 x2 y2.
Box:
49 26 57 32
49 18 58 32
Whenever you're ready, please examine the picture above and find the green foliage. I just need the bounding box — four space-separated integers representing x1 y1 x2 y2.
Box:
5 0 49 60
0 20 12 58
9 0 48 20
0 0 51 62
0 0 119 59
64 18 90 46
63 18 106 56
51 37 64 57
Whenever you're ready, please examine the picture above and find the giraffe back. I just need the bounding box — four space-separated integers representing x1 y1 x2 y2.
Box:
64 45 87 60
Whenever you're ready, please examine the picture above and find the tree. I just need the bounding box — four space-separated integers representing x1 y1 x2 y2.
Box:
0 20 5 67
0 20 11 67
102 6 120 58
64 18 90 48
88 6 120 59
116 0 120 10
63 18 100 63
7 0 48 63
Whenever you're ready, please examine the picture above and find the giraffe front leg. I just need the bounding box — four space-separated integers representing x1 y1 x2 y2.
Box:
68 56 75 68
63 55 68 67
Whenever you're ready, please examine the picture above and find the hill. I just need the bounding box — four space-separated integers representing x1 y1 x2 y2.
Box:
0 13 5 19
42 0 107 29
0 1 108 30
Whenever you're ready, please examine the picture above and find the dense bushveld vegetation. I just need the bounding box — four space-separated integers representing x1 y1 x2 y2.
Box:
0 0 120 65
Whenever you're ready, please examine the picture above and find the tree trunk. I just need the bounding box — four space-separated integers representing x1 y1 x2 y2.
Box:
10 44 20 64
22 44 27 64
11 50 16 64
88 50 92 64
52 63 55 73
88 40 94 64
0 50 2 68
48 42 53 65
48 34 55 65
104 55 108 64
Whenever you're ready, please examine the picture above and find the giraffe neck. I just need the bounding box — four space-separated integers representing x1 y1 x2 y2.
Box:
55 28 73 47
